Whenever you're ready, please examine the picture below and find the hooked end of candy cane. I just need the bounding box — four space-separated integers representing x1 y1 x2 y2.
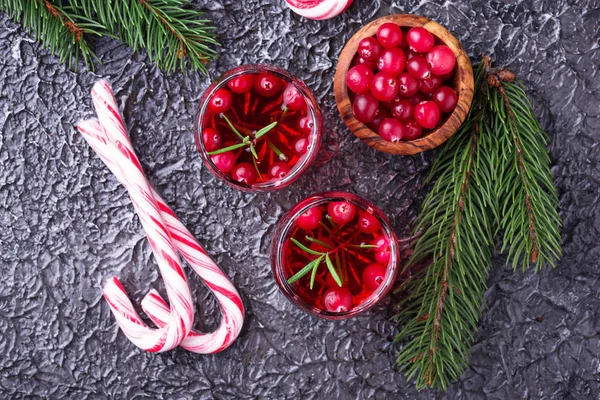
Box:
141 289 171 328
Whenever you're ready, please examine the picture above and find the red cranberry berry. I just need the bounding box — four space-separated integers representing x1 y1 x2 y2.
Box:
406 56 431 80
419 75 443 94
406 49 422 60
381 96 401 109
227 74 254 94
346 65 375 94
377 22 403 48
377 47 407 76
357 37 382 61
297 116 314 134
208 88 232 114
379 118 405 143
367 107 390 133
397 73 420 97
397 30 409 50
293 137 310 155
370 73 399 102
374 236 392 264
353 93 379 123
432 86 458 113
202 128 222 152
439 69 455 81
231 162 258 185
211 151 236 173
362 263 388 291
328 201 357 225
404 121 423 140
323 288 353 312
408 92 427 105
254 73 282 97
426 45 456 76
269 162 290 179
352 56 377 71
414 100 441 129
403 121 423 140
390 99 414 122
407 27 435 53
282 84 305 110
358 212 381 234
297 207 322 231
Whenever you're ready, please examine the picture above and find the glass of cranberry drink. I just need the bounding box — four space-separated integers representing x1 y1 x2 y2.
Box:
271 192 399 320
195 64 322 192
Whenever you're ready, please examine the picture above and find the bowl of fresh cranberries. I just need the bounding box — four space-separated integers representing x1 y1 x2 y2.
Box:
271 192 399 320
195 64 322 191
333 14 474 155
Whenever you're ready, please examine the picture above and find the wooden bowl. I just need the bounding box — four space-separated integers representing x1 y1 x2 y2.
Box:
334 14 474 155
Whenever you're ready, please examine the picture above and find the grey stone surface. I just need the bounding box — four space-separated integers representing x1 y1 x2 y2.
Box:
0 0 599 399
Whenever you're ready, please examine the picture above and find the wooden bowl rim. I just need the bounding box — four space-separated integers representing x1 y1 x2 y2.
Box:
334 14 474 155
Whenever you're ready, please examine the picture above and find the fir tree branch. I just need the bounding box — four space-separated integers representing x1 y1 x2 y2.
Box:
491 78 562 270
1 0 108 69
71 0 219 73
1 0 218 72
394 56 562 390
394 61 496 390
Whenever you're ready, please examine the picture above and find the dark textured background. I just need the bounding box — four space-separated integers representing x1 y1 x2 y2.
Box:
1 0 599 399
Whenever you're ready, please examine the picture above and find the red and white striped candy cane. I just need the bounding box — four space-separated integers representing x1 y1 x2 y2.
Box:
83 81 195 352
78 117 244 353
284 0 353 20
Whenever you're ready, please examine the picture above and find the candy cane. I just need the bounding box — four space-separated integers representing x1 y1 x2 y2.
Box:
78 117 244 353
284 0 353 20
80 80 195 352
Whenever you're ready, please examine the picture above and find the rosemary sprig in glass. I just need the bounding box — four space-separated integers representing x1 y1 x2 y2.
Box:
286 235 378 290
207 113 282 175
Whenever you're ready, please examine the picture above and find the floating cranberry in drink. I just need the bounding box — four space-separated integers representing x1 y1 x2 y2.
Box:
271 192 399 320
346 24 458 142
195 65 322 191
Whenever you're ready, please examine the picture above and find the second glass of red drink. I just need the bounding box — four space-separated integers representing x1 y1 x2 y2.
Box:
271 192 399 320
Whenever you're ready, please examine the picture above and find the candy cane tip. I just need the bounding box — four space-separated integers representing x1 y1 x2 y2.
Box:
104 276 126 293
93 79 112 90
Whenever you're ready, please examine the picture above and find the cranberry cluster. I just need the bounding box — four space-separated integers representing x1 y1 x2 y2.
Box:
346 23 459 142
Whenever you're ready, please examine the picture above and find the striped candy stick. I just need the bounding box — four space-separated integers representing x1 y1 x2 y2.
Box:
85 81 194 352
78 117 244 353
285 0 353 20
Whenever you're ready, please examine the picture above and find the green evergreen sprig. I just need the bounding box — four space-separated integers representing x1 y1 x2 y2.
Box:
490 77 562 270
1 0 108 69
0 0 219 72
394 56 561 390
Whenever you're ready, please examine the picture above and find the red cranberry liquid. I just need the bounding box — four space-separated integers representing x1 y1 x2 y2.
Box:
280 199 395 314
198 68 320 190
